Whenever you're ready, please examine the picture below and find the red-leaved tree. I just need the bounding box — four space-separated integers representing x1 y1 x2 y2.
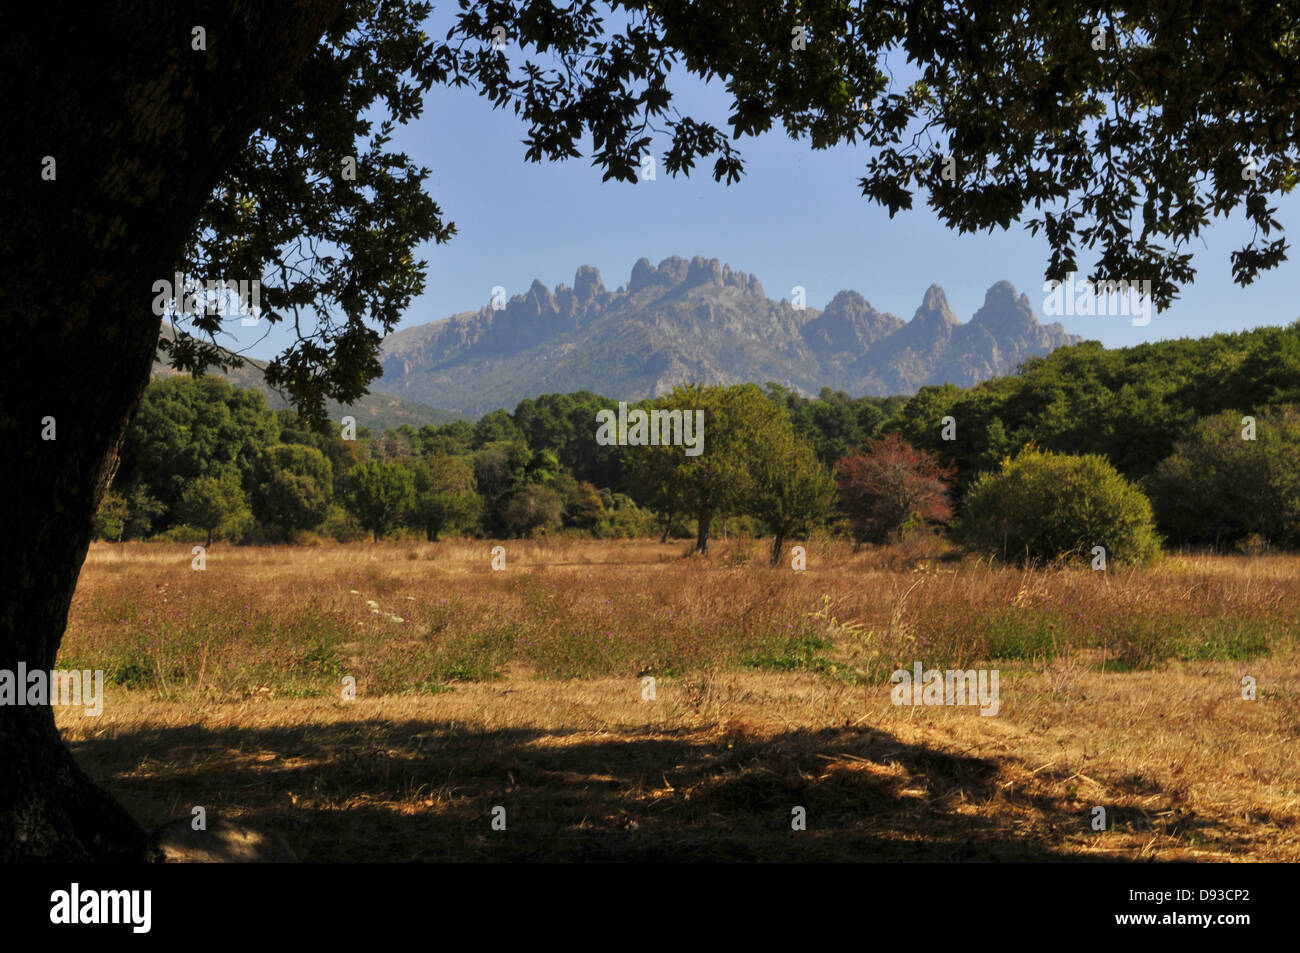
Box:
834 435 955 545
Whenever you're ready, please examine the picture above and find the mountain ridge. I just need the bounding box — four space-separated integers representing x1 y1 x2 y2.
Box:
376 256 1081 415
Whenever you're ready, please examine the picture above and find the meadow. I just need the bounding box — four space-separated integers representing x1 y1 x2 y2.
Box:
55 538 1300 861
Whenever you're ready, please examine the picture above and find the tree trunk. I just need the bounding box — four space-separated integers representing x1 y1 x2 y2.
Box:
695 511 712 554
0 0 341 861
659 511 674 544
770 531 786 566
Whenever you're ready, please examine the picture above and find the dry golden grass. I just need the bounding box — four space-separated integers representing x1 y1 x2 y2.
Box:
54 538 1300 861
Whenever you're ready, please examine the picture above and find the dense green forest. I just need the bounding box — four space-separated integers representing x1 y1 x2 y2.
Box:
101 322 1300 557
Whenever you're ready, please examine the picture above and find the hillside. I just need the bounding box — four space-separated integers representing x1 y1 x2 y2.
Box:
152 324 461 431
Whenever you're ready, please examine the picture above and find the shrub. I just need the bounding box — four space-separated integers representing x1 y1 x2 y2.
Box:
503 483 564 537
593 506 657 539
94 491 128 541
318 504 367 542
957 447 1161 566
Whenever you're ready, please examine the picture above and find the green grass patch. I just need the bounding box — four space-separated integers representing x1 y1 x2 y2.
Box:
1172 621 1271 661
982 609 1064 661
743 633 836 674
299 640 344 678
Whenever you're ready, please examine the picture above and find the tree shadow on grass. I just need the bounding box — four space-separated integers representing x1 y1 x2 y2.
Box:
68 718 1166 861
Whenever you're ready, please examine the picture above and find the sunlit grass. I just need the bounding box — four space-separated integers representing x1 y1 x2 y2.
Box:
62 538 1300 701
56 538 1300 861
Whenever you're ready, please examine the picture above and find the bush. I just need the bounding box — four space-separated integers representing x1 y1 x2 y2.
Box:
593 506 657 539
94 491 128 541
318 504 367 542
503 483 564 537
957 447 1161 566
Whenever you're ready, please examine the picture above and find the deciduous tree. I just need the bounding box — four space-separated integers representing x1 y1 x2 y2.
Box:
252 445 334 539
343 459 416 541
177 470 254 547
748 421 835 565
408 454 481 541
835 435 955 546
1148 406 1300 549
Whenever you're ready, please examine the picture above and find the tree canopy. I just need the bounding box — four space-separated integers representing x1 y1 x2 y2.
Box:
147 1 1300 431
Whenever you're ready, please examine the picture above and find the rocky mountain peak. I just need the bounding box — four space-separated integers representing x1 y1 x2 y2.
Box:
655 256 689 286
969 280 1038 337
573 265 605 304
375 257 1082 415
913 284 960 327
628 257 656 293
685 255 724 288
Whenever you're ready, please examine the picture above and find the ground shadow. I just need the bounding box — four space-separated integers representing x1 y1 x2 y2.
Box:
68 718 1170 861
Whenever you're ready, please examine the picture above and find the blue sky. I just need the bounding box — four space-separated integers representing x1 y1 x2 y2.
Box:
231 25 1300 365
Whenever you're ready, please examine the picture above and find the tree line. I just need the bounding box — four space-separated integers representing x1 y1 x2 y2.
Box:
102 320 1300 561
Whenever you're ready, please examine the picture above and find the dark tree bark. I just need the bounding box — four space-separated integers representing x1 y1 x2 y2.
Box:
770 531 787 567
0 1 340 861
694 510 712 554
659 510 674 544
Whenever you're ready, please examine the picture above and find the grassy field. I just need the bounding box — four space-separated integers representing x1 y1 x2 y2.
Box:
55 538 1300 861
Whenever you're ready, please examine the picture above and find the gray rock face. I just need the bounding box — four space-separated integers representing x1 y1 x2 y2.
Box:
686 256 724 287
376 257 1083 415
903 284 960 341
629 257 656 293
968 281 1037 338
801 290 904 355
655 256 689 286
573 265 605 304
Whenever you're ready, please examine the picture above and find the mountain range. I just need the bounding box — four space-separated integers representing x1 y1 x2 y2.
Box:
375 256 1081 416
